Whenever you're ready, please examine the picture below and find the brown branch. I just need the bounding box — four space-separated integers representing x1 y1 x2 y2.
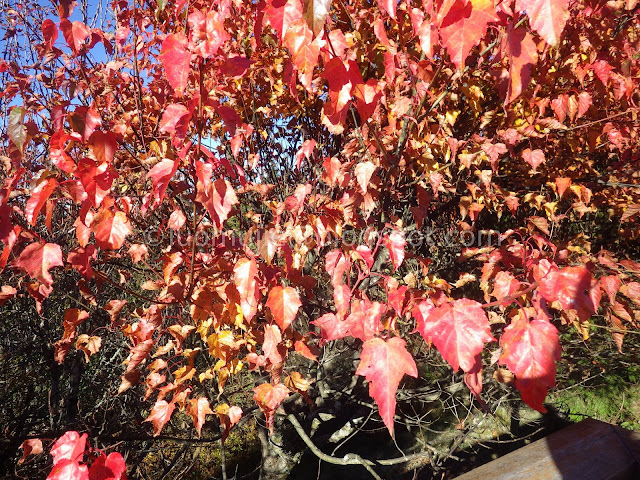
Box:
286 414 431 480
564 107 639 132
92 270 174 305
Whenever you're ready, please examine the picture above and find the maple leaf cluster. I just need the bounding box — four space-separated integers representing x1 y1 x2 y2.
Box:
2 1 640 474
21 431 127 480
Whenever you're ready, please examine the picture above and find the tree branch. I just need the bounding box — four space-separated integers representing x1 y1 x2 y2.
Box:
286 414 432 480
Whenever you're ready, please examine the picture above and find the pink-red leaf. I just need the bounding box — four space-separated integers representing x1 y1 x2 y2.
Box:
89 132 118 164
376 0 397 19
345 296 383 341
234 257 259 322
159 33 191 94
47 459 89 480
88 452 127 480
144 400 175 436
253 383 290 433
521 148 545 172
499 315 561 412
26 177 57 226
312 312 350 342
59 19 90 54
283 20 321 88
50 431 87 465
77 158 116 207
355 337 418 435
538 266 600 321
147 159 178 207
439 0 498 69
68 246 97 279
188 9 229 58
159 104 190 137
383 232 406 271
14 243 64 288
515 0 569 46
93 210 131 250
195 162 238 229
265 0 304 41
414 298 495 372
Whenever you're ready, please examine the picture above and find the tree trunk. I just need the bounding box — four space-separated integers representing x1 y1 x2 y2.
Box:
258 417 298 480
66 353 83 424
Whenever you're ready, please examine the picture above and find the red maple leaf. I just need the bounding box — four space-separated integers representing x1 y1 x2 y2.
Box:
345 296 383 341
25 177 57 226
159 33 191 94
59 19 90 54
77 158 116 207
195 161 238 229
92 209 131 250
538 266 601 321
355 337 418 435
188 9 229 58
439 0 498 70
265 0 303 41
158 104 191 143
515 0 569 46
414 298 495 372
47 459 89 480
147 159 178 207
41 19 58 50
14 242 64 288
504 24 538 104
89 132 118 164
499 313 561 412
312 312 350 342
50 431 87 465
88 452 127 480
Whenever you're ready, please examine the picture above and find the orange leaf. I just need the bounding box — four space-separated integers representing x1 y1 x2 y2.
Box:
93 210 131 250
266 286 302 331
253 383 289 433
144 400 175 436
19 439 43 464
187 397 214 436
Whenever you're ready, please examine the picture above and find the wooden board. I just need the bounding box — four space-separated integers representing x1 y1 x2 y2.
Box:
453 418 640 480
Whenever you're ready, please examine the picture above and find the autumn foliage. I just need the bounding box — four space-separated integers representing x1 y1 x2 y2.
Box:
2 0 640 476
